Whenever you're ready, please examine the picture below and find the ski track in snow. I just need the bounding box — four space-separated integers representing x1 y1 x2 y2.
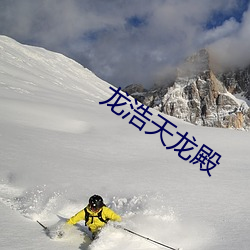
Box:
0 180 211 250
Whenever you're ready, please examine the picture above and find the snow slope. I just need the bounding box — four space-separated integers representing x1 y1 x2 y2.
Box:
0 35 250 250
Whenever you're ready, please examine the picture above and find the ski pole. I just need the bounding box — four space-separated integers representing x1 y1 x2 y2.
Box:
37 220 48 231
122 227 180 250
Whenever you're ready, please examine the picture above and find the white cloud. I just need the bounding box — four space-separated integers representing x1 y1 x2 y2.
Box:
200 18 240 45
0 0 249 87
209 5 250 68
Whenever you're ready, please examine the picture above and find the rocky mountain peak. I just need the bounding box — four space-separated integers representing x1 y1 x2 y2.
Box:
177 48 210 78
124 49 250 130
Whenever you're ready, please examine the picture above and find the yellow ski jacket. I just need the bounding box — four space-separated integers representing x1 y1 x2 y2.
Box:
67 206 121 233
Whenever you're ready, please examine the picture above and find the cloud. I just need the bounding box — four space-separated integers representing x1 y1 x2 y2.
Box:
0 0 249 88
200 18 240 45
209 3 250 69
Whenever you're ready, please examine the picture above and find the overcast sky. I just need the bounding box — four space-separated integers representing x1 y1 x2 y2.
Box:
0 0 249 88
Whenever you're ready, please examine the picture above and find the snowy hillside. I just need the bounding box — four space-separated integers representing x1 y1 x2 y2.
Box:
0 36 250 250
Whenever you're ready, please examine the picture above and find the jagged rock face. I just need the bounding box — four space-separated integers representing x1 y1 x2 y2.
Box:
123 83 146 95
218 66 250 99
124 49 250 130
123 83 147 103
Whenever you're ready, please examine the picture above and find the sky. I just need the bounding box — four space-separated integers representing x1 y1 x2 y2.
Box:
0 0 249 88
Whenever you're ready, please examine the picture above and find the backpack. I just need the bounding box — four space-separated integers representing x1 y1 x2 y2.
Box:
84 206 109 226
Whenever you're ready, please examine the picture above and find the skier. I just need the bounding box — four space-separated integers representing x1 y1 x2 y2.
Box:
66 194 122 239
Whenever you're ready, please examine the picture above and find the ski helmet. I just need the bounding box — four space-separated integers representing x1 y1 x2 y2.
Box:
89 195 104 210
